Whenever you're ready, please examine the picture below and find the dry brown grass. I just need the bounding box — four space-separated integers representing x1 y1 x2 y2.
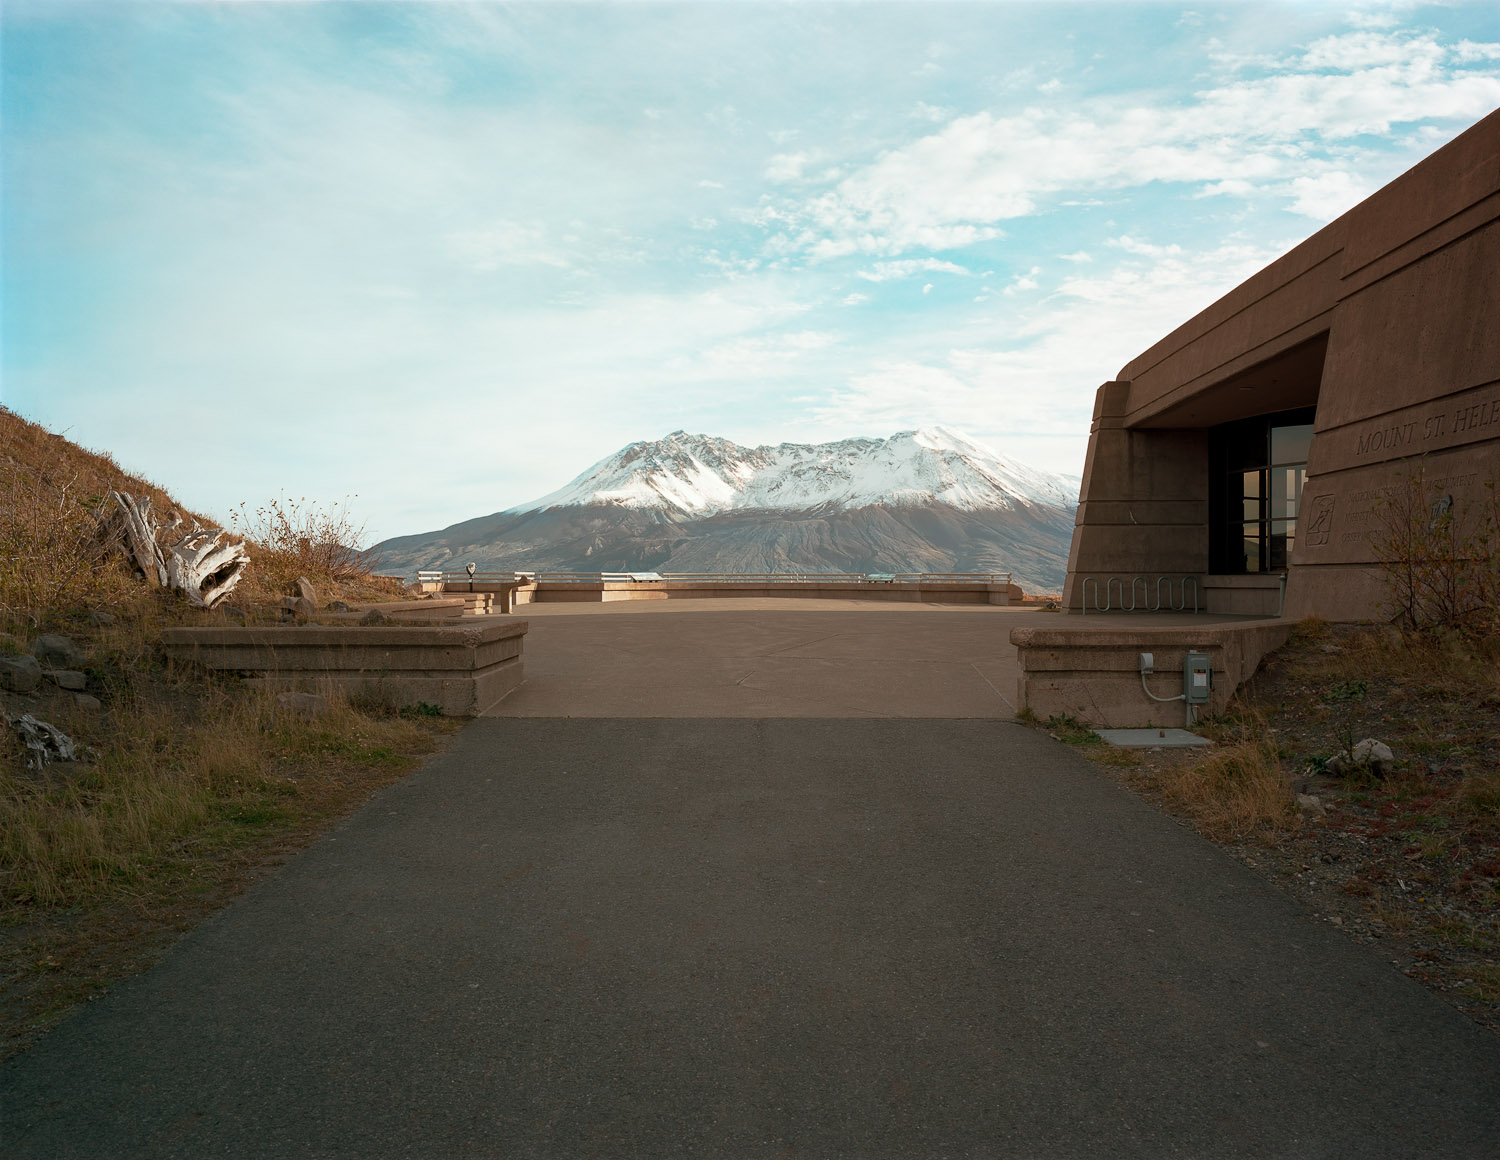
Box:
2 675 443 910
0 406 405 631
0 408 197 630
0 408 448 1056
1150 735 1296 842
1 595 460 1056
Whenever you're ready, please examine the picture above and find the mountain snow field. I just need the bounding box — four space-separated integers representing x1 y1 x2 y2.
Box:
516 428 1080 517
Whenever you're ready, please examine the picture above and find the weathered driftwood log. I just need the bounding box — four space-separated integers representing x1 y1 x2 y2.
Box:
111 491 168 587
100 492 250 609
4 710 79 770
164 522 251 610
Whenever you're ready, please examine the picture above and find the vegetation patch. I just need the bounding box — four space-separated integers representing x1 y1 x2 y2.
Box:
1031 621 1500 1038
0 407 461 1059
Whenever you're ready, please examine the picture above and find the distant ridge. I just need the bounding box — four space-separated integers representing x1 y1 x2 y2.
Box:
373 428 1080 592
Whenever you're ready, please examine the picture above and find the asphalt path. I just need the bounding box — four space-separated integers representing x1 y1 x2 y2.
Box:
6 718 1499 1157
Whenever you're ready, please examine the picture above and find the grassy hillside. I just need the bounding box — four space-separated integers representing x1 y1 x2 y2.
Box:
0 407 457 1059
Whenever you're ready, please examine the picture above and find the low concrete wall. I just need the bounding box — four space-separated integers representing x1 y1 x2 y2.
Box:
511 580 1018 605
1010 619 1294 727
319 598 470 622
1204 575 1284 617
162 620 527 716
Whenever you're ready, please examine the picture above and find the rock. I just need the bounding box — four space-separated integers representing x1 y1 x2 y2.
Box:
72 692 103 712
327 600 352 612
293 576 318 607
1353 738 1395 776
280 596 315 622
1296 793 1326 815
29 634 86 669
275 691 328 717
0 654 43 694
359 609 387 626
219 605 247 622
1327 738 1395 778
87 610 116 627
46 670 88 692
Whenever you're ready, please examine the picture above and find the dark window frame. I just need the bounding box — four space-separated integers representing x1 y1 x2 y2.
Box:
1208 408 1316 574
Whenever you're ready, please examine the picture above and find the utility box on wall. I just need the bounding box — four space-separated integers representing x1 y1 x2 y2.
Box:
1183 651 1212 704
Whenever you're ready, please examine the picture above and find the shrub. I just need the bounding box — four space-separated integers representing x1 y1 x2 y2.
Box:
1153 736 1295 842
1370 464 1499 635
231 494 374 592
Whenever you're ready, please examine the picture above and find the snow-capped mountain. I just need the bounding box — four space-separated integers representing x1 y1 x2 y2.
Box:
372 428 1080 592
515 428 1078 516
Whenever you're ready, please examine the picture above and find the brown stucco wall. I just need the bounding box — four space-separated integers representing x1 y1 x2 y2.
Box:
1064 107 1500 621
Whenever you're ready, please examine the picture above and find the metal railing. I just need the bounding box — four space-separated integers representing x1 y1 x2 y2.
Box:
417 569 1011 587
1080 575 1199 615
417 570 530 584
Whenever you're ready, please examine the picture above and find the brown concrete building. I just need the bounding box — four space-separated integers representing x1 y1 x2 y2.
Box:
1063 108 1500 622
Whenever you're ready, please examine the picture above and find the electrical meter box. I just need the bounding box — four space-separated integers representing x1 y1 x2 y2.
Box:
1183 652 1212 704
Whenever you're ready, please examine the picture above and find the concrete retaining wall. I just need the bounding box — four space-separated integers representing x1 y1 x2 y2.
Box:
162 620 528 716
1010 619 1293 727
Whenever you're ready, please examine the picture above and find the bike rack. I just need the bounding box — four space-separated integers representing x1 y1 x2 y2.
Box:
1082 576 1199 615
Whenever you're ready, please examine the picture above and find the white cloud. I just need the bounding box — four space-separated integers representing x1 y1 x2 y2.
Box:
809 235 1289 445
1453 40 1500 63
765 151 812 182
1107 236 1183 259
921 283 933 294
1003 266 1041 295
1298 29 1435 70
856 258 973 282
1058 250 1092 263
1285 169 1379 219
689 329 838 379
758 29 1500 258
447 221 571 271
842 292 869 306
1344 8 1402 32
1194 178 1258 198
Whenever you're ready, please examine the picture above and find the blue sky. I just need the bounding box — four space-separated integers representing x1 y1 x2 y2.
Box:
4 1 1498 541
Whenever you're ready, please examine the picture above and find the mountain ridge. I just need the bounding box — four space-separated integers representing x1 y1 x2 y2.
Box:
373 428 1080 592
513 427 1080 517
